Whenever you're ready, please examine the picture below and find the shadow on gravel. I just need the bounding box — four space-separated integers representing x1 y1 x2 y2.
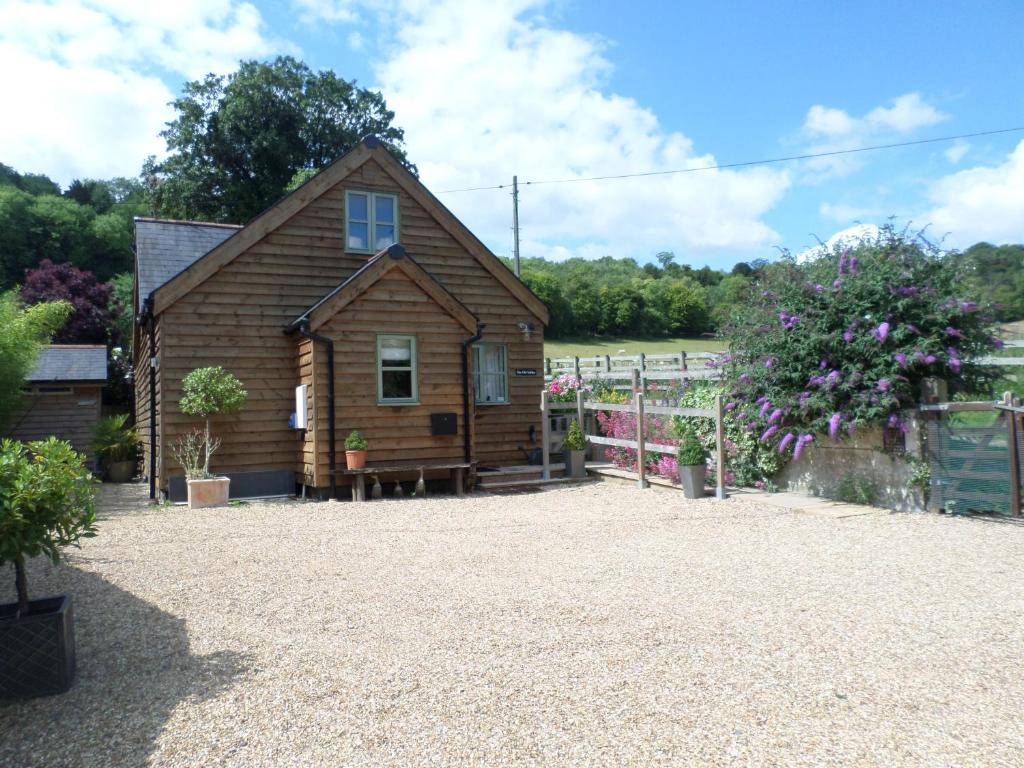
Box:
0 565 247 768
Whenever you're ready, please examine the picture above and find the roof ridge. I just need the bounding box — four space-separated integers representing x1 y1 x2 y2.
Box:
134 217 242 229
46 344 107 349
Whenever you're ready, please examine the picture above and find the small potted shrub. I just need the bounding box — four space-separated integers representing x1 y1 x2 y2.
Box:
676 431 707 499
563 418 587 478
177 366 247 509
345 430 368 469
89 414 139 482
0 437 97 698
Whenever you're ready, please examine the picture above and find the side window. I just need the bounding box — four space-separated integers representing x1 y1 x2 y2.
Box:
346 190 399 253
473 344 508 404
377 335 417 404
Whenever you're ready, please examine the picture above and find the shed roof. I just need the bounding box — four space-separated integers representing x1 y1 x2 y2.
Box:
135 218 241 304
28 345 108 383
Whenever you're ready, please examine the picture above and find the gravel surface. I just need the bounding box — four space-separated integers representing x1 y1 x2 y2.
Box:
4 482 1024 767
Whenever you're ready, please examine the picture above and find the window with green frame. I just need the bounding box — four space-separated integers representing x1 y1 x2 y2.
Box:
377 335 417 404
346 190 398 253
473 343 508 404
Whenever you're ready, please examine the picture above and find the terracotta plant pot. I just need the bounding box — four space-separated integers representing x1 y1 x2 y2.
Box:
107 460 135 483
678 464 706 499
567 449 587 478
186 477 230 509
346 450 367 470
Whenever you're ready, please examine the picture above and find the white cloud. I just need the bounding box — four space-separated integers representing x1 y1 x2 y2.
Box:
944 140 969 164
924 140 1024 246
298 0 791 261
819 202 884 223
800 92 947 180
796 223 881 263
0 0 281 183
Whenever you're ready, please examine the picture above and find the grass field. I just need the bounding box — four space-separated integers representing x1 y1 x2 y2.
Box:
544 336 725 358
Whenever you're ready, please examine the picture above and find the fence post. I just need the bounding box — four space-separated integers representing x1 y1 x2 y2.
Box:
573 356 581 379
635 391 647 489
680 350 688 372
715 394 727 499
604 354 611 373
575 389 585 433
545 357 551 376
541 389 551 480
1007 391 1021 518
639 352 646 373
631 367 641 394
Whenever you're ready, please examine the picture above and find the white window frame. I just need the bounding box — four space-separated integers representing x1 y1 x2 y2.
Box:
472 343 509 405
345 190 399 254
377 334 418 405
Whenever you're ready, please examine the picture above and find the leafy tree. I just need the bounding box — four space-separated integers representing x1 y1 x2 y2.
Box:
0 437 97 617
955 242 1024 322
150 56 411 223
179 367 248 477
0 162 60 196
66 179 115 213
21 260 114 345
0 290 71 430
108 272 134 349
722 226 1000 459
521 269 571 338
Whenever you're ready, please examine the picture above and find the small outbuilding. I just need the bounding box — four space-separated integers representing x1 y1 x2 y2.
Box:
7 345 108 463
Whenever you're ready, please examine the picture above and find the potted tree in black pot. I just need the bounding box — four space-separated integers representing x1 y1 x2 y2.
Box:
0 437 97 698
676 431 707 499
564 418 587 478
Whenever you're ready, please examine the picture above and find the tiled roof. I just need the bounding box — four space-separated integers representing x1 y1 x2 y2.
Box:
28 345 108 382
135 218 241 304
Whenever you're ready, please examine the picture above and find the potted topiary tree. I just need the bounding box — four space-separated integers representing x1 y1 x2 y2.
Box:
0 437 97 698
676 431 707 499
177 366 247 509
564 418 587 478
89 414 139 482
345 430 368 469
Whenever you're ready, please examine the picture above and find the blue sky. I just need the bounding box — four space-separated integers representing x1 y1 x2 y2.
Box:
2 1 1022 269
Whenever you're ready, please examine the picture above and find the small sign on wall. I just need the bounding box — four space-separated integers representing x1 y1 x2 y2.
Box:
515 368 538 376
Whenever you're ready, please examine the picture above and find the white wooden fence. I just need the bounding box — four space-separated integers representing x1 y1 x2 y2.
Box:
540 389 728 499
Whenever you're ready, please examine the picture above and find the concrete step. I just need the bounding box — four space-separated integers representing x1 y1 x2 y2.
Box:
478 476 595 492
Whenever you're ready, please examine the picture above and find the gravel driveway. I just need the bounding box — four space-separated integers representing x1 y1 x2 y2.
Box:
4 482 1024 767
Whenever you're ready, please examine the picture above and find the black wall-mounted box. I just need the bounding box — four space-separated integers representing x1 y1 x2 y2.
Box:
430 412 458 436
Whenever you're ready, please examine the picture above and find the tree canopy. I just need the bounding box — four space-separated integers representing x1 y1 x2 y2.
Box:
148 56 412 224
21 260 115 345
0 290 71 430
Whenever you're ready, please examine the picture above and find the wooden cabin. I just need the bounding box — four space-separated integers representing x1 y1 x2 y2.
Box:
8 345 107 465
133 136 549 501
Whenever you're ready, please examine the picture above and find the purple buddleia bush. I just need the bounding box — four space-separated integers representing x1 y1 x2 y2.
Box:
721 224 999 458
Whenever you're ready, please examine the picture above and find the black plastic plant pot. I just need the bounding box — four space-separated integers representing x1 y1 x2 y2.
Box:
0 594 76 699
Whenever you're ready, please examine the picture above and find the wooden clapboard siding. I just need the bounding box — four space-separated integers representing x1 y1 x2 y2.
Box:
150 151 544 492
134 318 162 486
9 385 103 464
311 269 467 482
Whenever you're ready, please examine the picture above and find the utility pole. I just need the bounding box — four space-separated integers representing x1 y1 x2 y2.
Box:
512 175 521 277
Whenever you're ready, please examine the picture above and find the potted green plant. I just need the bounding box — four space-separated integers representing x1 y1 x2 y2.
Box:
89 414 139 482
177 366 247 509
676 431 707 499
345 430 368 469
563 418 587 478
0 437 97 698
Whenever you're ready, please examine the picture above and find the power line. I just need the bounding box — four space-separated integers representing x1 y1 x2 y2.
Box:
436 125 1024 194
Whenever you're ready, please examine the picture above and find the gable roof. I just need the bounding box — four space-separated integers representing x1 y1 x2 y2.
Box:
135 218 241 305
150 137 549 324
28 345 107 383
291 244 478 333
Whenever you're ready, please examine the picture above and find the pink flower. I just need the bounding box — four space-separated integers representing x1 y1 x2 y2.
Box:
828 412 842 440
793 434 813 461
768 408 783 424
873 322 890 342
894 352 907 366
760 425 779 443
877 378 891 392
759 400 772 417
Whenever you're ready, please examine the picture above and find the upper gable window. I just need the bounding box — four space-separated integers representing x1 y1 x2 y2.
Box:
346 190 398 253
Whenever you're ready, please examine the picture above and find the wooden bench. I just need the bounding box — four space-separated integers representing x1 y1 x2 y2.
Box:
334 462 473 501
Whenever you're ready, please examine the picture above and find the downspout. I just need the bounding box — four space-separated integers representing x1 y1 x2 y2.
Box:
461 324 485 464
146 304 157 500
296 322 337 500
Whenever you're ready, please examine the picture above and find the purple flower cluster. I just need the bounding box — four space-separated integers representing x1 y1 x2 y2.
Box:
779 311 800 331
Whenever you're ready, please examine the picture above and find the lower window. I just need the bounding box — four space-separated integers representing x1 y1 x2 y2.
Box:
473 343 508 404
378 335 417 404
